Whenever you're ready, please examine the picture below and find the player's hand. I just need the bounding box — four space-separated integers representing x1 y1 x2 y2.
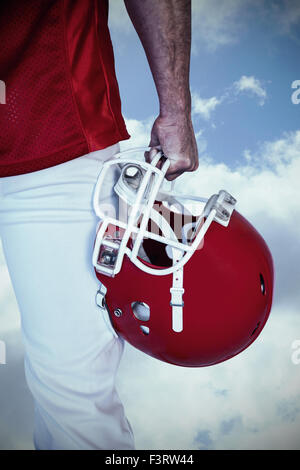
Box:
145 113 199 181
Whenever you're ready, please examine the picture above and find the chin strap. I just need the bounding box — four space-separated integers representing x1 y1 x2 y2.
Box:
169 249 184 333
170 268 184 333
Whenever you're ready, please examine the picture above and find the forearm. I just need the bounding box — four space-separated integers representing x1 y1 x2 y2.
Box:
124 0 192 117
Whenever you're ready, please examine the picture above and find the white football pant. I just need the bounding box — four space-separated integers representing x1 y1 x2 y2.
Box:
0 144 135 450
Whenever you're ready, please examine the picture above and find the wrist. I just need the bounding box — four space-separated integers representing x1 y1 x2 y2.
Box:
159 102 192 121
159 87 192 118
160 101 191 116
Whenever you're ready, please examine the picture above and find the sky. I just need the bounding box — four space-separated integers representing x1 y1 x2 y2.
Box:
1 0 300 450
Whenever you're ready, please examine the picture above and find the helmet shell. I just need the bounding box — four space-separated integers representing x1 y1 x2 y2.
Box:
96 210 274 367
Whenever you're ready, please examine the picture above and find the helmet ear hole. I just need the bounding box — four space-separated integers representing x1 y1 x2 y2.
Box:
131 301 150 321
140 325 150 335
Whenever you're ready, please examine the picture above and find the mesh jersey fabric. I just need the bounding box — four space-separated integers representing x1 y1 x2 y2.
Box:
0 0 130 177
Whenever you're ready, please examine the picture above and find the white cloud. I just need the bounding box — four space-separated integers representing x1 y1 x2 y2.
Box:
192 93 222 121
121 117 154 149
191 76 268 128
233 75 267 105
191 0 249 52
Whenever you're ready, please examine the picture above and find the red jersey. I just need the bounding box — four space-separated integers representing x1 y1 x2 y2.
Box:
0 0 130 177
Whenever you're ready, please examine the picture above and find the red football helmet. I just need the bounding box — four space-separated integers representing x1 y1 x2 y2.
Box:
92 147 274 367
